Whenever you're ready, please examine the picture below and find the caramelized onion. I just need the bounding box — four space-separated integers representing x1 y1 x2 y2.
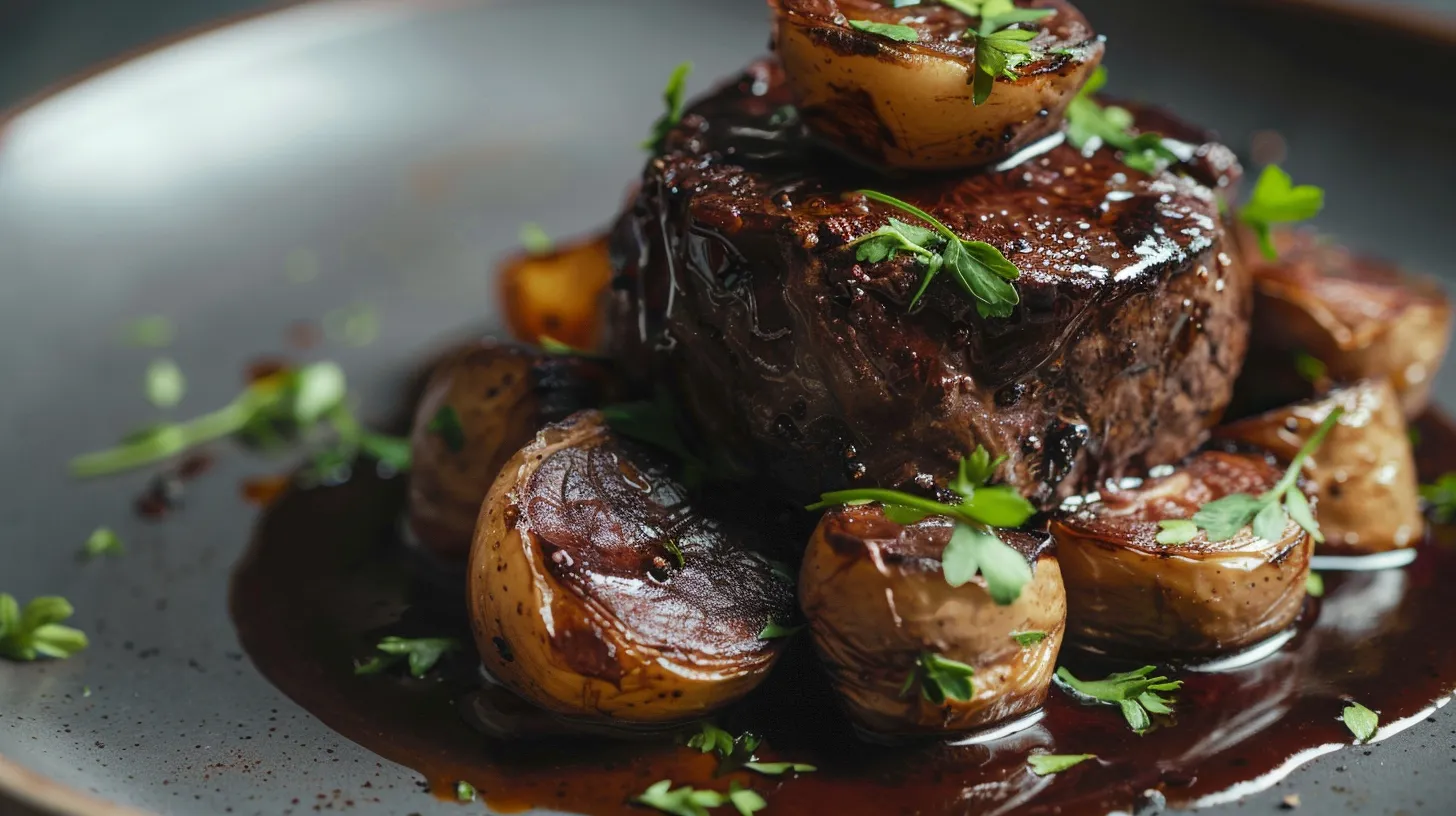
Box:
801 505 1064 736
1051 451 1313 657
770 0 1102 169
1217 380 1422 556
469 411 794 723
406 342 618 561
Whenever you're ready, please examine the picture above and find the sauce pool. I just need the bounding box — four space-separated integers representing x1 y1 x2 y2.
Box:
229 414 1456 815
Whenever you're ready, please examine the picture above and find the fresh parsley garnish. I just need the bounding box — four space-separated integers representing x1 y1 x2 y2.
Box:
1306 571 1325 598
1420 473 1456 523
850 190 1022 318
643 62 693 153
758 620 804 640
848 20 919 41
456 781 477 802
810 446 1036 602
900 651 976 705
353 636 460 678
1293 351 1328 385
634 780 764 816
687 722 757 759
70 362 350 478
1187 408 1343 544
1342 701 1378 743
970 16 1044 106
83 527 125 559
145 358 186 408
1155 518 1199 546
1011 631 1047 647
743 761 816 776
0 594 89 662
1065 67 1178 173
1055 665 1182 734
519 222 552 255
1026 753 1095 776
1239 165 1325 261
428 405 466 452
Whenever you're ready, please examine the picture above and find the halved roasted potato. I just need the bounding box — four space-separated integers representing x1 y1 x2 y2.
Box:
1240 230 1451 418
800 504 1064 736
499 234 613 351
770 0 1102 170
469 411 795 724
1051 451 1313 657
1216 380 1422 556
406 342 619 561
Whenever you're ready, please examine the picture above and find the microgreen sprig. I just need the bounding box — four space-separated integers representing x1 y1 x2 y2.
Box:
1239 165 1326 261
849 190 1022 318
1065 67 1178 174
0 594 88 662
1056 665 1182 734
353 636 461 678
643 62 693 153
900 651 977 704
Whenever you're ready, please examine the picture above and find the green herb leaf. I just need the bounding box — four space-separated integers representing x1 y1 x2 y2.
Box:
1342 701 1378 743
727 783 766 816
1190 493 1265 543
456 781 476 802
973 27 1038 105
539 335 593 356
145 359 186 408
354 636 460 678
758 620 804 640
1240 165 1326 261
83 527 125 559
1252 500 1289 544
1294 352 1328 384
1306 571 1325 598
1011 631 1048 647
519 222 552 255
1065 67 1178 173
853 190 1022 316
1285 487 1321 543
848 20 919 41
686 722 738 757
1421 473 1456 523
358 432 412 472
743 761 816 776
1155 519 1199 546
427 406 466 453
1055 665 1182 734
905 652 976 705
945 524 1033 603
0 594 89 662
644 62 693 153
979 8 1055 36
1026 753 1095 776
848 218 939 265
633 780 727 816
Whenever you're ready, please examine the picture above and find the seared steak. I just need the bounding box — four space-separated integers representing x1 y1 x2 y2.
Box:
607 59 1250 507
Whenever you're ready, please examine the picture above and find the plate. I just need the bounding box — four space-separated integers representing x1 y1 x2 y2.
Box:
2 1 1454 814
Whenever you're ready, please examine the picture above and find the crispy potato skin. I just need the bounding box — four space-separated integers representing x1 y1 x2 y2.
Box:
469 411 793 724
1242 230 1451 418
499 235 613 351
1217 380 1423 555
1051 452 1312 656
801 506 1064 736
770 0 1102 170
406 342 617 561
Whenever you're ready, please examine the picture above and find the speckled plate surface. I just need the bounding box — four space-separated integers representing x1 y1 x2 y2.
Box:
2 1 1455 814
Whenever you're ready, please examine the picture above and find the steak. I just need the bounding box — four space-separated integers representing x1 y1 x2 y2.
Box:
606 59 1250 508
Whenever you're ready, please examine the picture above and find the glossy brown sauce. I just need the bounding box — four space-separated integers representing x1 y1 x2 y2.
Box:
230 412 1456 815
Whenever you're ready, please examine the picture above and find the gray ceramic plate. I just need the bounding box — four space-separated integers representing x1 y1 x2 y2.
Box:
3 1 1455 814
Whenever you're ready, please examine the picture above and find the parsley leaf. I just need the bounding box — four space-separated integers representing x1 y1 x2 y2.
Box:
973 27 1039 106
1294 351 1328 385
944 524 1032 603
353 636 460 678
1306 571 1325 598
428 405 466 452
1065 67 1178 173
145 358 186 408
727 783 766 816
1189 407 1343 544
1343 701 1378 743
634 781 732 816
852 189 1022 317
1055 665 1182 734
901 651 976 704
758 620 804 640
686 722 751 758
83 527 125 559
742 761 816 776
519 222 552 255
0 594 89 662
455 781 476 802
1155 519 1199 546
1026 753 1096 776
643 62 693 153
1239 165 1325 261
1011 631 1048 647
1420 473 1456 523
848 20 919 41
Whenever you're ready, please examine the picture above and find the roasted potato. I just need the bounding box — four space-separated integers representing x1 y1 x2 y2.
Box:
406 342 618 561
1216 380 1422 556
770 0 1102 170
801 505 1065 736
499 234 613 351
469 411 794 724
1051 451 1313 657
1239 230 1451 418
